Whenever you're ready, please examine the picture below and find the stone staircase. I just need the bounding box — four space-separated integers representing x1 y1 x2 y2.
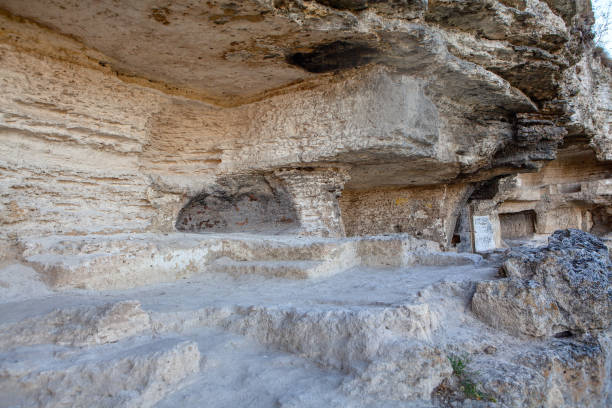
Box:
1 238 609 407
209 238 358 279
18 232 477 289
0 258 495 408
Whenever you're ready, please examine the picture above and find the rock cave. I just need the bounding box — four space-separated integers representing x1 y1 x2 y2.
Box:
175 174 299 234
0 0 610 407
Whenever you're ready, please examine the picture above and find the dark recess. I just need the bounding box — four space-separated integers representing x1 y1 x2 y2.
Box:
287 40 380 73
175 174 299 234
315 0 369 10
470 177 502 200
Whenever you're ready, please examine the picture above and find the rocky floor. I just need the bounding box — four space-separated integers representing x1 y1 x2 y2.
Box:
0 233 610 407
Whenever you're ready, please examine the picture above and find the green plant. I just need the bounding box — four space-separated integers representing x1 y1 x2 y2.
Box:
448 353 469 377
447 354 497 403
460 378 494 402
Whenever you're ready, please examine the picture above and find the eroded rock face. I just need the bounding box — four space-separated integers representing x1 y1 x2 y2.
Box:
0 0 610 245
0 0 610 406
513 337 612 407
0 301 151 349
0 338 200 408
340 183 473 244
463 142 612 253
453 334 612 408
473 229 612 337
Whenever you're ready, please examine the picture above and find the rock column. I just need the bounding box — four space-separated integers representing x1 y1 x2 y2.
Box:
274 167 350 238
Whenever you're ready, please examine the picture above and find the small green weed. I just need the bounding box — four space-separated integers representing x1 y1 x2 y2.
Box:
448 353 469 377
447 354 497 403
460 378 494 401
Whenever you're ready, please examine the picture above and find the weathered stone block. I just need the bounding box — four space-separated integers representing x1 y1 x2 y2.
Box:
473 229 612 337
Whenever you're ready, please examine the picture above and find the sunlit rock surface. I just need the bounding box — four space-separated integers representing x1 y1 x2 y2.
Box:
0 0 610 406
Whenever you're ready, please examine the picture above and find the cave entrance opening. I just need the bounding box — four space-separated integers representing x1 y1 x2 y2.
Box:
450 206 473 252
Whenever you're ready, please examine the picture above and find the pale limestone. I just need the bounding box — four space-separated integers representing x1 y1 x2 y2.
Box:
0 0 610 406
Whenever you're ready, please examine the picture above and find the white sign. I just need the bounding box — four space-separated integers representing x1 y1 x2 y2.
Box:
473 215 496 252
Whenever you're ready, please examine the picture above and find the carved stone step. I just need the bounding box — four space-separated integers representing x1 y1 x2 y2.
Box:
210 257 330 279
0 337 200 408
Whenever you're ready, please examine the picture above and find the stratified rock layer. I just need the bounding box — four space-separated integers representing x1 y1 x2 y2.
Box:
0 0 610 407
0 0 610 245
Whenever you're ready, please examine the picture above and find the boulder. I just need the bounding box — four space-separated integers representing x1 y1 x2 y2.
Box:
472 229 612 337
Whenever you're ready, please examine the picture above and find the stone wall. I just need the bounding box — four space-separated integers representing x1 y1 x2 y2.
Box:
340 183 472 246
499 210 537 239
0 12 516 242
